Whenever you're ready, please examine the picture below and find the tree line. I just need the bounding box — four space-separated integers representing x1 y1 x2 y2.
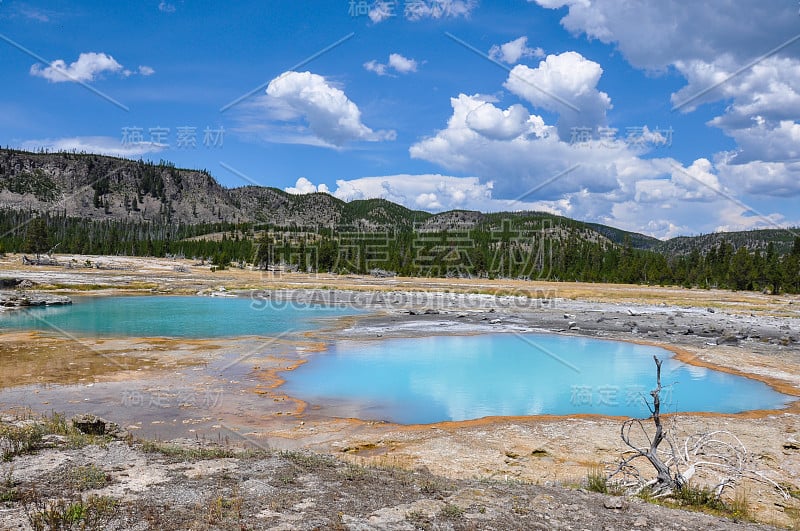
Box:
2 210 799 293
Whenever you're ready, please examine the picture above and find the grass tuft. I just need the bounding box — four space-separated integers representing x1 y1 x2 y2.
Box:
439 503 465 519
65 464 111 491
0 423 44 461
138 440 238 460
22 491 119 531
586 465 609 494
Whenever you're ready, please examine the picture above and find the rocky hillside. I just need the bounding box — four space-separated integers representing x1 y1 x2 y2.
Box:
0 149 435 229
654 229 800 256
0 149 247 225
2 149 798 256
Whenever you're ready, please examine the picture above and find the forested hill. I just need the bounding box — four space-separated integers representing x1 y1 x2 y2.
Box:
0 148 795 249
1 148 800 293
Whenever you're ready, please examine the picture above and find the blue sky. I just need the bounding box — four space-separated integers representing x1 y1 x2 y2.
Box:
2 1 799 238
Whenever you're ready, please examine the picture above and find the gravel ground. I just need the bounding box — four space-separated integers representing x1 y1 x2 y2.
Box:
0 427 783 530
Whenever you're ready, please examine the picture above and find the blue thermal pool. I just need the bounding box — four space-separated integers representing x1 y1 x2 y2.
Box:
281 334 793 423
0 295 358 337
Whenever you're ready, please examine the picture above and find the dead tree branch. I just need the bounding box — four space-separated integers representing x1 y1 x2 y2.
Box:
610 356 685 495
609 356 790 501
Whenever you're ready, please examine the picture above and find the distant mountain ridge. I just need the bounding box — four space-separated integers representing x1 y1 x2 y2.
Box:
0 148 796 253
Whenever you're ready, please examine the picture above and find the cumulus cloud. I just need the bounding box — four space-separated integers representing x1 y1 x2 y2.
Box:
282 174 508 212
405 91 795 237
263 71 395 147
285 177 330 195
364 53 419 76
667 56 800 173
20 136 166 158
279 160 793 237
411 93 634 199
531 1 800 199
529 0 797 71
30 52 154 83
363 60 388 76
388 53 418 73
464 102 532 140
489 36 544 64
662 32 800 198
717 160 800 197
504 52 612 141
330 174 492 210
30 52 123 83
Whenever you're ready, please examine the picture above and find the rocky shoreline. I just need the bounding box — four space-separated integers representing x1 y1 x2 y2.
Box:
0 277 73 309
0 289 72 309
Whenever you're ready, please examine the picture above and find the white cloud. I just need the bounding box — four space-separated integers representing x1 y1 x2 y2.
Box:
330 174 492 210
14 5 52 22
671 56 800 118
282 173 572 214
531 1 800 199
667 55 800 171
464 102 532 140
717 160 800 197
633 159 721 203
158 1 176 13
409 93 667 200
29 52 154 83
662 35 800 199
285 177 330 195
529 0 797 71
504 52 612 141
489 37 544 64
30 52 123 83
363 60 389 76
406 91 796 237
19 136 166 158
263 71 395 147
364 53 419 76
388 53 418 74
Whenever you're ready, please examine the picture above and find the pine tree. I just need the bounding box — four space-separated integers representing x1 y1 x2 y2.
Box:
728 247 754 291
23 217 49 258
